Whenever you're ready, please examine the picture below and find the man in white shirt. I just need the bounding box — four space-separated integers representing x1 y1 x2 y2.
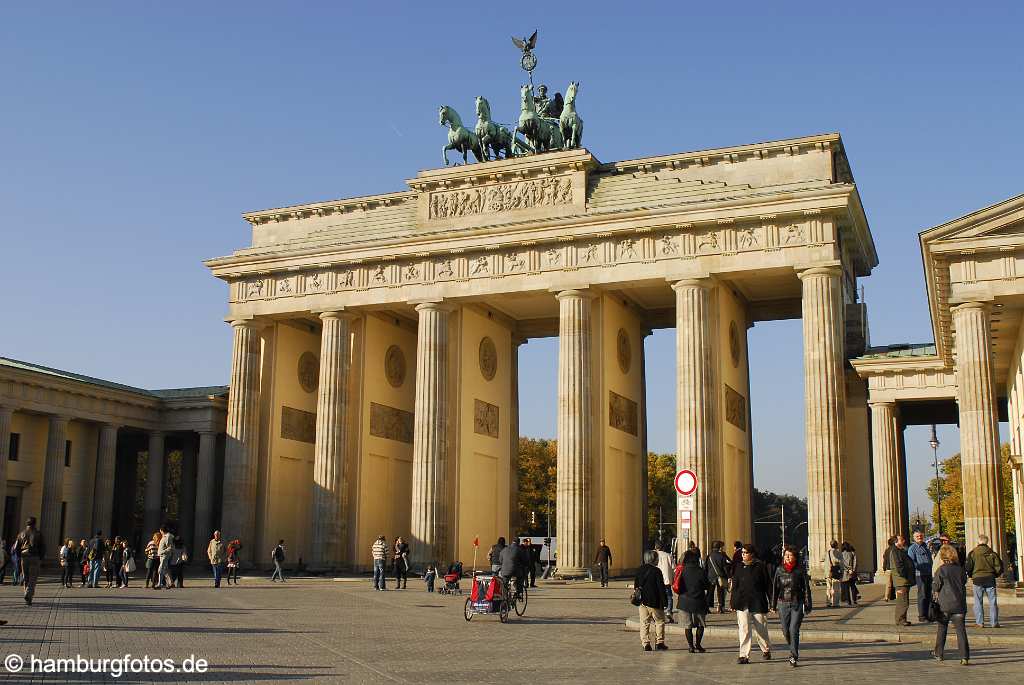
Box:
654 541 676 624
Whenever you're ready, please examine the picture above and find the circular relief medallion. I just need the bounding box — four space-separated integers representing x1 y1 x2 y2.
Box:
384 345 406 388
616 328 631 374
479 336 497 381
729 321 741 368
298 352 319 394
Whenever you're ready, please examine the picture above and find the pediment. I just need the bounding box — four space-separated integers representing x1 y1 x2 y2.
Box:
923 193 1024 245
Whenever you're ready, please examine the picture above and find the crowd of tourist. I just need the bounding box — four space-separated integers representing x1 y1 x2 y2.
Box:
0 518 256 601
633 533 1008 667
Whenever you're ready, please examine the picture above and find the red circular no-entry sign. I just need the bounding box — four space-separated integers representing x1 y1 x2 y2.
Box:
674 469 698 496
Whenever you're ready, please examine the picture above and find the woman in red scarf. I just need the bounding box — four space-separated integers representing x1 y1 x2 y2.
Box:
771 545 813 667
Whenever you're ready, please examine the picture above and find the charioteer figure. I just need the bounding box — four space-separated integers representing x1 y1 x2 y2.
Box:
534 84 563 120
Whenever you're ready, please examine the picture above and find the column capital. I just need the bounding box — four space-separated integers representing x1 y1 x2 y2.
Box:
951 301 991 314
797 264 843 280
554 288 596 301
317 309 359 321
197 428 219 437
98 421 120 432
412 300 456 313
0 404 14 416
228 318 267 330
148 429 166 439
671 278 713 292
48 415 72 426
867 399 897 409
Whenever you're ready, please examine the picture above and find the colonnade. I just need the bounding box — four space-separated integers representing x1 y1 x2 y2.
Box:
0 406 222 553
222 265 854 576
867 301 1008 564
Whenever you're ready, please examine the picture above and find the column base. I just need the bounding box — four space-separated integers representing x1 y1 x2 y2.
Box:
553 567 590 580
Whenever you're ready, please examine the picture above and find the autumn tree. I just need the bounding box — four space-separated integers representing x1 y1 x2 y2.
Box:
516 437 557 536
647 451 676 543
926 443 1015 540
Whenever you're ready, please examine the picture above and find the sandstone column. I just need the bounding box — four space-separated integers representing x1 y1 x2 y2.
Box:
0 405 12 536
411 302 451 566
223 320 262 555
869 402 902 568
311 311 355 568
799 266 848 577
673 279 719 554
193 430 218 546
1011 456 1024 583
41 415 70 548
179 434 197 547
555 290 593 576
144 430 165 534
640 329 651 563
953 302 1006 557
91 423 119 535
509 337 524 534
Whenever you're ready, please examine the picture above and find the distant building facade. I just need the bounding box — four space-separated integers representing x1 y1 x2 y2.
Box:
0 358 226 553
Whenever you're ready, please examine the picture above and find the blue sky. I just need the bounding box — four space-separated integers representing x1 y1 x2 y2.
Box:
2 3 1022 515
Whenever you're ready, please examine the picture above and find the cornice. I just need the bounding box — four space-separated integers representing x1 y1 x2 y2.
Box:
918 195 1024 368
850 354 947 376
599 132 845 176
242 190 416 227
407 147 598 193
207 184 856 279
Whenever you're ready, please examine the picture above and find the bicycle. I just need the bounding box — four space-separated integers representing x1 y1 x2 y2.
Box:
508 577 528 616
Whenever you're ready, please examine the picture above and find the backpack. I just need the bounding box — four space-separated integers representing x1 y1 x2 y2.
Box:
671 563 685 595
273 545 284 562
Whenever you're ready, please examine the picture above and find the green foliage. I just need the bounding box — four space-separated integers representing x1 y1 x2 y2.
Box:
752 489 808 552
515 437 808 550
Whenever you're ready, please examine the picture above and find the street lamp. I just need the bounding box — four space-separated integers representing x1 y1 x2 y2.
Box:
930 424 942 535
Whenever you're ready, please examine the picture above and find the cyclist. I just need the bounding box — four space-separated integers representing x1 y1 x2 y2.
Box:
499 537 525 599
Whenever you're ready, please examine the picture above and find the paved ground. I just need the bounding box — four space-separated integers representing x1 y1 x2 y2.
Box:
2 573 1024 683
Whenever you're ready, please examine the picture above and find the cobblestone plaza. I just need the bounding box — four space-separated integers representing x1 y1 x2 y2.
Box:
3 576 1023 683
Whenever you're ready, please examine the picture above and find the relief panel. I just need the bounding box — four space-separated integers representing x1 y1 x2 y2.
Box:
473 399 500 439
724 385 747 430
369 402 415 444
281 406 316 444
609 390 638 436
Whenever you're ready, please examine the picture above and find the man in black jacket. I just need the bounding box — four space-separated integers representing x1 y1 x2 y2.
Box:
499 538 524 596
594 539 612 587
16 517 45 606
889 535 915 626
705 541 732 613
521 538 540 588
634 550 668 651
731 544 772 664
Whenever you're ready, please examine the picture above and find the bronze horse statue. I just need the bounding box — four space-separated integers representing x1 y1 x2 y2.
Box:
516 84 563 154
439 105 484 166
475 96 514 161
559 81 583 150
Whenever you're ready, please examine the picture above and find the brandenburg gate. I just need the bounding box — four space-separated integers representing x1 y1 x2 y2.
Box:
205 133 880 576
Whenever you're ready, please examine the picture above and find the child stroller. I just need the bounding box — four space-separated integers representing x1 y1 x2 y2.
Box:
463 573 511 622
438 561 464 595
